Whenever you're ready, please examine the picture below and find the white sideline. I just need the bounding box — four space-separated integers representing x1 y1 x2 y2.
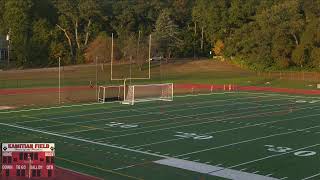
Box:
0 122 168 159
238 91 320 99
1 119 320 180
155 158 280 180
56 166 103 180
0 102 103 114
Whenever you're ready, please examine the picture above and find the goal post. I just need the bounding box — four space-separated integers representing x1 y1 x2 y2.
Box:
98 85 124 103
122 83 173 105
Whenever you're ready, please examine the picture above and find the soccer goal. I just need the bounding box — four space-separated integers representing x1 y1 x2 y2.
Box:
122 83 173 105
98 85 124 103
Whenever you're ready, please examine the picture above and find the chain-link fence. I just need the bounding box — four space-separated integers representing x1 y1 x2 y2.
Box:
0 33 171 108
257 71 320 82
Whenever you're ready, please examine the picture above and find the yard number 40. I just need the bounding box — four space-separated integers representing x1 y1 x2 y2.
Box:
106 122 138 129
265 145 317 157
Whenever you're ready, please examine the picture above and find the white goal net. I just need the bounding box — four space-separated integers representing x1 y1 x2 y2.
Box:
98 85 124 103
122 83 173 105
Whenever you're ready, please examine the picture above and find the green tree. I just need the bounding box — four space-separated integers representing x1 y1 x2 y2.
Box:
311 48 320 68
3 0 33 66
29 19 52 67
153 9 182 58
54 0 102 63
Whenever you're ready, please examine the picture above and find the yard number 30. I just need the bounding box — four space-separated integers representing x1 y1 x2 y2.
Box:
265 145 316 157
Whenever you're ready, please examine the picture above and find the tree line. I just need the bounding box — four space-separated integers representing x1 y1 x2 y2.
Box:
0 0 319 71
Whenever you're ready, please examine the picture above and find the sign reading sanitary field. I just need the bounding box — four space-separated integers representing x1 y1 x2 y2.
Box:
2 143 55 152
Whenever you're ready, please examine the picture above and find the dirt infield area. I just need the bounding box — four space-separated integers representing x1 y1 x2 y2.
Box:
0 167 102 180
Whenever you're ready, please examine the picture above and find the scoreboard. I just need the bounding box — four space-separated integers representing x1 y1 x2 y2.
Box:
1 143 55 178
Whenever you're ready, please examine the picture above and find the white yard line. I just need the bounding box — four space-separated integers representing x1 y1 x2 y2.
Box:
61 99 295 135
12 93 267 124
113 97 304 133
0 92 234 117
132 111 320 148
207 143 320 174
39 95 293 129
301 172 320 180
0 122 168 159
93 102 318 140
175 125 320 158
1 114 318 178
6 92 294 124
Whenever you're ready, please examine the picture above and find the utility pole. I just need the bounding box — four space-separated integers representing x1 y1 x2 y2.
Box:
148 35 151 79
111 33 114 80
137 30 141 60
193 22 197 60
95 56 98 100
58 57 61 104
201 27 204 51
6 31 10 67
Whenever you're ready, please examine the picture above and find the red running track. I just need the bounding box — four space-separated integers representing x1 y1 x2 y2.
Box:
0 84 320 96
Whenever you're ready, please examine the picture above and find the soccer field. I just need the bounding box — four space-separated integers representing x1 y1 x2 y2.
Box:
0 92 320 180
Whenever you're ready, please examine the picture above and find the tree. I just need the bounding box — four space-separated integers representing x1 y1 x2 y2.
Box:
0 0 5 33
153 9 182 58
311 48 320 68
84 32 117 64
192 0 229 43
3 0 33 66
225 0 306 70
213 40 225 56
171 0 193 27
54 0 102 63
29 19 52 67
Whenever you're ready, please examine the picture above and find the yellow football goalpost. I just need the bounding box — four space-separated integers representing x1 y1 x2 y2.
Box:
98 33 173 105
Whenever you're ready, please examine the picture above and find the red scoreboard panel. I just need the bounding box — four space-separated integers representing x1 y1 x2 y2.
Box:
1 143 55 178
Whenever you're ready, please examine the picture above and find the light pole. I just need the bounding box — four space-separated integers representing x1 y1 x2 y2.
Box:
6 32 10 66
58 57 61 104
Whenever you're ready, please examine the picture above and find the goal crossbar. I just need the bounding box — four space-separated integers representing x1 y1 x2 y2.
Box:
98 85 124 103
122 83 173 105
